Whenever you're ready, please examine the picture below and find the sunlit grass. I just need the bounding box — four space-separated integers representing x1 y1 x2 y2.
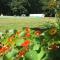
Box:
0 17 57 32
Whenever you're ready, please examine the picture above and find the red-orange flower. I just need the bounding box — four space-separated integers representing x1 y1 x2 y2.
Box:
11 35 15 39
25 27 30 33
0 48 3 53
8 37 12 42
8 35 15 42
18 50 25 57
8 37 14 44
24 46 29 52
0 45 9 53
21 40 30 47
25 33 30 37
16 31 20 35
1 46 7 52
35 30 41 36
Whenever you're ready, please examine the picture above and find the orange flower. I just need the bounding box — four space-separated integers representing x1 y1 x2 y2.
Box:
1 46 7 52
21 40 30 47
25 33 30 37
18 50 25 57
35 30 41 36
24 47 29 52
16 31 21 37
8 37 14 44
0 48 3 53
16 31 20 35
0 45 10 54
49 28 57 36
8 37 12 42
25 27 30 33
8 34 15 42
11 35 15 39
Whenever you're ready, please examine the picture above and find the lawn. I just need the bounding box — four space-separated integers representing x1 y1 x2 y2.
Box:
0 16 57 32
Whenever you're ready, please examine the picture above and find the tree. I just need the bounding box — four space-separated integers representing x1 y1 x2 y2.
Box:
10 0 30 15
0 0 11 15
55 0 60 18
10 0 44 15
41 0 56 17
28 0 43 14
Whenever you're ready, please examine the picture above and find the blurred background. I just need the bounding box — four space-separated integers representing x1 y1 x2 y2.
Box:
0 0 60 17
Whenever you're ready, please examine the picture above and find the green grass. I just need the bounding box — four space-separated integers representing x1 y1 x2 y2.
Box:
0 16 57 32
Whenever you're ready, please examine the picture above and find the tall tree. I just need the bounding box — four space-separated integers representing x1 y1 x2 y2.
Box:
0 0 11 15
10 0 30 15
10 0 44 15
41 0 56 17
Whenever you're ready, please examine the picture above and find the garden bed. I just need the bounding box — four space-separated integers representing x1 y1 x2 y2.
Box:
0 17 59 60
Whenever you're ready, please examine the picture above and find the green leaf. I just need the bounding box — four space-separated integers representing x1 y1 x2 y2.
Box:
34 37 40 44
16 39 24 46
33 44 40 50
5 48 18 60
20 31 25 37
38 47 46 60
0 56 3 60
25 50 38 60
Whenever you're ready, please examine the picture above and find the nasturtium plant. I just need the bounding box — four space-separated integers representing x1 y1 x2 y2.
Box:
0 23 60 60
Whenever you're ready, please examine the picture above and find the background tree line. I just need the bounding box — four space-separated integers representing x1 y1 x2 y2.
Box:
0 0 60 16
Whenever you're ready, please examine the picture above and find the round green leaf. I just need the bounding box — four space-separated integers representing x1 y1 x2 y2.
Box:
16 39 24 46
25 50 38 60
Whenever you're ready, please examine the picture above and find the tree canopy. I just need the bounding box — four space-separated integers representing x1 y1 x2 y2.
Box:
0 0 60 16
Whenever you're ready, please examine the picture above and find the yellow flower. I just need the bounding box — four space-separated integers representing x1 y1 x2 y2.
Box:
49 28 57 36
